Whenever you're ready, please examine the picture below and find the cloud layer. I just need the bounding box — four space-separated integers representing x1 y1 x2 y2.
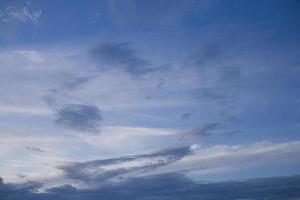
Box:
1 174 300 200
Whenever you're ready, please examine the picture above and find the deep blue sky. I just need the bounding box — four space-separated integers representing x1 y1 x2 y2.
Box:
0 0 300 199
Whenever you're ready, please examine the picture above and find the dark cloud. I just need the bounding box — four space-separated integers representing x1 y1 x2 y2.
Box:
25 146 45 153
0 179 43 200
1 175 300 200
144 94 152 100
63 76 90 90
156 77 165 89
219 65 241 82
55 104 102 132
16 174 26 179
58 146 191 185
90 43 156 75
181 113 192 121
179 123 241 142
98 174 300 200
181 123 221 140
43 90 59 107
177 123 222 143
42 75 93 118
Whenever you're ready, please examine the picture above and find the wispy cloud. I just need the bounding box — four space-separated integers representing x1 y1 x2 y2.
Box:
146 141 300 176
0 2 41 25
25 146 45 154
1 1 300 199
179 123 221 141
58 146 191 186
0 1 300 194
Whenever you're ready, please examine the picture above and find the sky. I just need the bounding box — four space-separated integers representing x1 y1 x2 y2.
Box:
0 0 300 199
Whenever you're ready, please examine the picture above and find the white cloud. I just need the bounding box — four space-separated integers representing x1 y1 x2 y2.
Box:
1 121 299 189
78 126 178 157
143 140 300 177
1 3 41 25
0 35 298 191
0 105 52 115
0 125 175 183
0 134 72 183
14 50 44 63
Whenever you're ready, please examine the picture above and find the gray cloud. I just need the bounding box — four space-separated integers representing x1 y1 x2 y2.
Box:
181 113 192 121
16 174 26 179
43 89 59 107
58 146 192 185
0 177 43 199
25 146 45 153
90 43 156 75
182 123 221 140
1 175 300 200
42 74 94 115
63 76 90 90
156 77 165 89
55 104 102 132
179 123 241 143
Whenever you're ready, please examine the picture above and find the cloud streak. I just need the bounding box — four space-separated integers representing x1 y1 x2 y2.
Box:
58 146 192 185
178 123 221 142
146 141 300 176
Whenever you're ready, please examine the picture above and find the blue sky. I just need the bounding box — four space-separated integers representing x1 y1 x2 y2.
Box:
1 0 300 199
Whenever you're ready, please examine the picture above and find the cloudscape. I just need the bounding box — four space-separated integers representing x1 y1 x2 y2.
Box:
1 0 300 199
